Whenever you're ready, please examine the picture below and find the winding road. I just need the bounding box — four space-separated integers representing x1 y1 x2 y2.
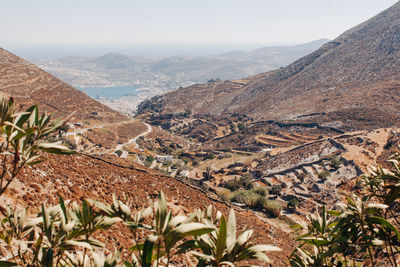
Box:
63 119 152 158
115 122 152 158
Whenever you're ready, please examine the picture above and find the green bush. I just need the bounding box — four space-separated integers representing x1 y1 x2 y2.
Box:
269 184 282 196
144 155 154 167
250 186 267 196
230 190 266 210
224 175 253 191
59 123 70 133
291 156 400 266
318 170 330 180
0 97 75 197
287 198 300 211
297 172 307 181
216 188 232 202
244 193 266 210
230 190 250 203
171 162 181 169
328 155 344 170
263 200 282 217
203 152 216 160
224 179 242 191
192 159 200 166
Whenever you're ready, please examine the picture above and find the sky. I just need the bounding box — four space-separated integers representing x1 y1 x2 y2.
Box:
0 0 398 57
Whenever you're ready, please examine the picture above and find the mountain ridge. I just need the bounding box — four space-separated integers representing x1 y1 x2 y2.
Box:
138 2 400 130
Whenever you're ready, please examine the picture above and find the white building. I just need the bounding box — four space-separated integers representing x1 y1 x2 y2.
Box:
156 155 173 164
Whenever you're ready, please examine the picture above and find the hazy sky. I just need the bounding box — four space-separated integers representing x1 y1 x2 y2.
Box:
0 0 398 56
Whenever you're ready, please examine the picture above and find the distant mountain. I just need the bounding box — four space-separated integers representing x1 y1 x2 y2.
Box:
94 53 138 70
145 39 329 81
138 2 400 131
32 39 329 88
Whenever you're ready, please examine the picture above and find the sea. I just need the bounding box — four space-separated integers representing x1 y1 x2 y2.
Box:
78 86 140 100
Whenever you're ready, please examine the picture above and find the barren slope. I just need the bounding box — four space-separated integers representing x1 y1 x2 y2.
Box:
0 48 295 265
0 48 127 123
138 2 400 130
3 153 294 266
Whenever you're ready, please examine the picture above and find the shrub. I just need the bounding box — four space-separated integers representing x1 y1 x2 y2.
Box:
224 175 253 191
155 137 163 145
297 172 307 181
318 170 330 180
263 200 282 217
230 190 250 203
328 155 344 170
145 155 154 167
224 179 243 191
202 166 213 180
171 163 181 169
115 149 123 157
250 186 267 197
59 123 70 133
0 97 75 197
203 152 216 160
269 184 282 196
244 193 266 210
216 188 232 202
230 190 265 209
287 198 300 211
291 155 400 266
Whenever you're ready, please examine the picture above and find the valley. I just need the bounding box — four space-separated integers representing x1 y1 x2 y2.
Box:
31 39 328 115
1 1 400 266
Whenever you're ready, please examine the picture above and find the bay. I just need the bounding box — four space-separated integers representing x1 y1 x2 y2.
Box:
78 86 140 100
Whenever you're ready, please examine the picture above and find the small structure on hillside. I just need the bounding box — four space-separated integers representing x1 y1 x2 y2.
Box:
156 155 173 164
179 170 190 177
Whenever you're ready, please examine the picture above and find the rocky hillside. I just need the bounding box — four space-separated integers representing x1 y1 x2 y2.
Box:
133 2 400 238
3 153 294 265
33 39 328 87
0 47 127 123
138 2 400 131
0 48 295 265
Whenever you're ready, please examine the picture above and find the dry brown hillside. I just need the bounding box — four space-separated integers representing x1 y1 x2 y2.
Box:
0 48 295 265
138 2 400 131
0 47 126 124
3 153 294 266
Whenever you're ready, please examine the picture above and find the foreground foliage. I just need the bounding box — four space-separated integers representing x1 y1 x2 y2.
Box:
291 155 400 266
0 97 281 265
0 97 75 197
0 193 281 266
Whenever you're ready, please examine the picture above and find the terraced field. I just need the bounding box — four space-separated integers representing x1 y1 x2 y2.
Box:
255 132 321 147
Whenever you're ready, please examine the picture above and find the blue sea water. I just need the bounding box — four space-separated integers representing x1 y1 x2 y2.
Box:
78 86 139 100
